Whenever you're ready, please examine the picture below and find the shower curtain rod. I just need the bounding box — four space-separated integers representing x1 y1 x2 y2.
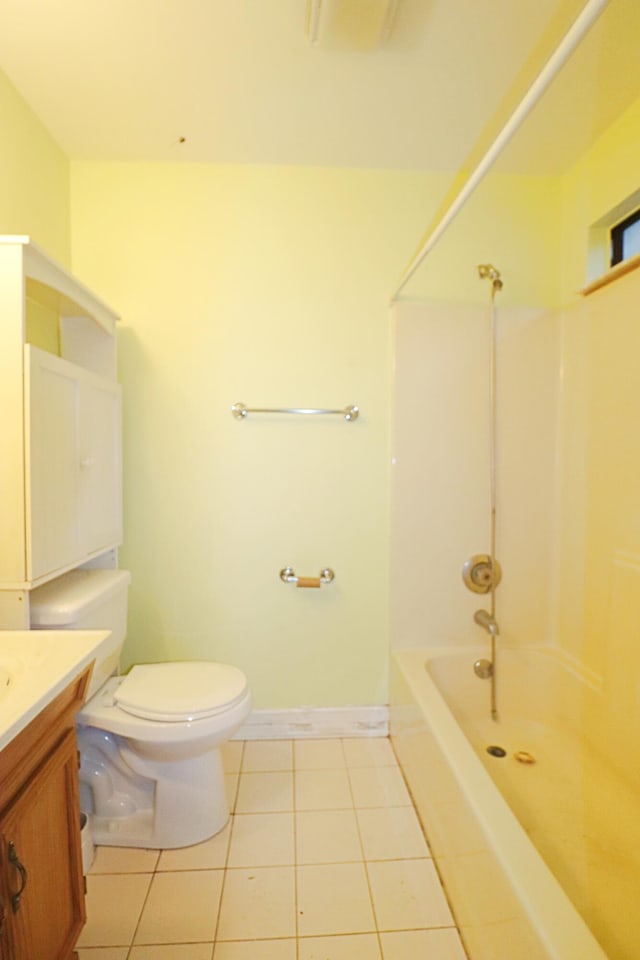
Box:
390 0 611 303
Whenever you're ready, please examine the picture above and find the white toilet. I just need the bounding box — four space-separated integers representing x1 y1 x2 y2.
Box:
30 568 251 849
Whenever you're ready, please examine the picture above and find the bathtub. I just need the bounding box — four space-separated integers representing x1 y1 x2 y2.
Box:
390 646 631 960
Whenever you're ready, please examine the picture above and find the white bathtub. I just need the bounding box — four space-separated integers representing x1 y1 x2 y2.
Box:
390 646 629 960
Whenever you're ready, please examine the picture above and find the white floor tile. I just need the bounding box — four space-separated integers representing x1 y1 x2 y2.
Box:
213 939 297 959
77 751 469 959
379 928 468 960
134 870 223 944
216 866 296 940
242 739 293 771
342 738 398 768
294 739 346 770
296 809 363 864
77 950 128 960
367 859 454 931
89 846 159 874
296 862 375 937
298 933 382 959
157 823 231 871
295 769 353 810
348 766 411 808
221 740 244 773
227 812 295 867
226 773 239 812
130 946 214 960
357 806 430 860
235 771 294 813
77 874 152 947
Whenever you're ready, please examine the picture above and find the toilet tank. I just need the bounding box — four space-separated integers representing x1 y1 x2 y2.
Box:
30 569 131 697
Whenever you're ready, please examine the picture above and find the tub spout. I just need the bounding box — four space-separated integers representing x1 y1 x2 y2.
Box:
474 609 500 637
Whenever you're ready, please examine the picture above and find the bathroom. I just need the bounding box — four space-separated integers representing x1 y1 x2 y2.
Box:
0 0 639 957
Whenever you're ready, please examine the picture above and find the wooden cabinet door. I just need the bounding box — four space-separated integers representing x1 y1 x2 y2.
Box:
0 731 85 960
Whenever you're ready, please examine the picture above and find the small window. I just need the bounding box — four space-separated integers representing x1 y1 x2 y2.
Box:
611 209 640 267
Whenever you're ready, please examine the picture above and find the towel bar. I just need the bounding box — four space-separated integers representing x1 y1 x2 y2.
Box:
232 403 359 421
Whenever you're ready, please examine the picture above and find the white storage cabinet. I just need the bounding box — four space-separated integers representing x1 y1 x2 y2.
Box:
0 236 122 626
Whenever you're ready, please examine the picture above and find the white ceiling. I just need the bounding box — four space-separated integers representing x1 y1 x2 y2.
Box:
0 0 638 173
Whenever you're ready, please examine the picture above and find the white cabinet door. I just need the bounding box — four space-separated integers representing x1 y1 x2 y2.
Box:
25 346 122 582
26 348 80 580
78 371 122 558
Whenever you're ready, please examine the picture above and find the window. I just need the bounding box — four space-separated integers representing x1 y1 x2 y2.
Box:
610 208 640 267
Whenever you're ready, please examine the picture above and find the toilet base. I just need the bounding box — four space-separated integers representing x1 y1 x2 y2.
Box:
80 729 231 849
89 805 229 849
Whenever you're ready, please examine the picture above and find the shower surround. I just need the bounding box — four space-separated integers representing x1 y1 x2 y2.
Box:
390 271 640 959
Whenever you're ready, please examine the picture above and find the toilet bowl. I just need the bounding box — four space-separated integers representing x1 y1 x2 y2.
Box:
30 569 251 849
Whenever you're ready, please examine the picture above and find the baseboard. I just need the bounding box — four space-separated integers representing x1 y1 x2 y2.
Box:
234 705 389 740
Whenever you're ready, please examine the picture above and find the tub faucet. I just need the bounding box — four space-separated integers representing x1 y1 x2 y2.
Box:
473 609 500 637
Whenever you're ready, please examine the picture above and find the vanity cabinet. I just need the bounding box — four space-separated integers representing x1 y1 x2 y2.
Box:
0 236 122 627
0 667 91 960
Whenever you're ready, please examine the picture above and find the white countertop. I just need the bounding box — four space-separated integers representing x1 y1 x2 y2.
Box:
0 630 112 751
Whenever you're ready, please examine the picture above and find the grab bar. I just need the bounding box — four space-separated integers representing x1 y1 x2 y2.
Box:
232 402 359 421
280 567 335 588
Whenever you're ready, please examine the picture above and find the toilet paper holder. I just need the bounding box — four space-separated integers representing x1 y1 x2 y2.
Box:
280 567 335 589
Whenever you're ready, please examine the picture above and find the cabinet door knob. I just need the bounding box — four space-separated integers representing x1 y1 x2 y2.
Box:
80 457 97 469
8 842 27 913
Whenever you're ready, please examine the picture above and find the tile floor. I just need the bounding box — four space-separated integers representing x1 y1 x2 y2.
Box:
76 738 468 960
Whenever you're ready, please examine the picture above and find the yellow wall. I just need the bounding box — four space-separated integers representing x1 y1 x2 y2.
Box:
400 172 563 307
2 43 635 714
555 93 640 722
69 162 453 708
560 94 640 303
0 68 70 264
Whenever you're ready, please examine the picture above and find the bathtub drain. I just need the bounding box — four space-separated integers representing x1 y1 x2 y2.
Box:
486 745 507 758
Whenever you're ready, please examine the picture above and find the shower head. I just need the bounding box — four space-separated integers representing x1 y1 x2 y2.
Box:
477 264 503 291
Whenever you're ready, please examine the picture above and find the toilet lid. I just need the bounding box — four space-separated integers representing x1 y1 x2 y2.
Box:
114 661 249 722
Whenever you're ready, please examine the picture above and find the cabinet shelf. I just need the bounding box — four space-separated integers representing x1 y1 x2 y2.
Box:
2 235 119 336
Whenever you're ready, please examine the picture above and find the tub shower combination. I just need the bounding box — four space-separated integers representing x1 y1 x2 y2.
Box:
391 645 618 960
390 265 629 960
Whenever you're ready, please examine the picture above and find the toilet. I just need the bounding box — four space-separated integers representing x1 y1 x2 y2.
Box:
30 568 251 850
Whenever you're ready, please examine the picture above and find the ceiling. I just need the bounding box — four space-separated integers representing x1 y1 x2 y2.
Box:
0 0 638 174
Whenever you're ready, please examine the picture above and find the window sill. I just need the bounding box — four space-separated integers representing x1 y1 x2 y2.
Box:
581 251 640 296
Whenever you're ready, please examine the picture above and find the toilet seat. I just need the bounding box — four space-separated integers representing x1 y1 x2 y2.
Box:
114 661 249 722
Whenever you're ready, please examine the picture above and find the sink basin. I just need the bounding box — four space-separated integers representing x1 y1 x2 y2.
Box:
0 630 112 751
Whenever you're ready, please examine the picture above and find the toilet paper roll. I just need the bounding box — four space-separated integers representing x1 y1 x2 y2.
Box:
296 577 321 588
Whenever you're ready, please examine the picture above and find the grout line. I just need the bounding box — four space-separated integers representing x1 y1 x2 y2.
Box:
291 740 301 960
210 793 236 954
389 739 471 956
342 737 385 960
124 869 157 957
89 737 453 959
